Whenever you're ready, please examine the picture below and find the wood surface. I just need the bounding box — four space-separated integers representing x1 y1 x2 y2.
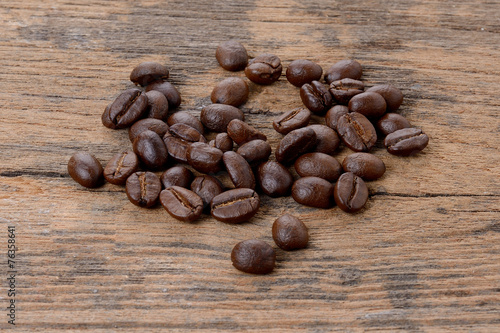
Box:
1 0 499 331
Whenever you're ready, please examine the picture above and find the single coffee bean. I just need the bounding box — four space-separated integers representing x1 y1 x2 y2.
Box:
384 128 429 156
272 214 308 251
291 177 334 209
236 139 271 168
103 151 139 185
337 112 377 152
103 88 148 129
160 186 203 222
256 161 293 197
211 188 260 223
68 152 104 188
300 80 333 115
275 127 317 165
294 152 342 182
210 77 249 107
376 113 411 136
163 133 190 163
129 118 169 143
215 40 248 71
167 111 204 135
329 78 365 105
200 104 244 132
145 81 181 109
190 175 224 211
223 151 255 190
187 142 223 174
145 90 169 120
325 105 348 131
244 53 282 85
334 172 368 213
324 59 362 84
133 130 168 170
125 171 161 208
169 123 206 143
286 59 323 87
273 107 311 135
348 91 387 119
209 133 233 152
366 84 403 112
226 119 267 146
130 62 169 86
307 124 340 155
231 240 275 274
342 153 386 181
160 166 194 189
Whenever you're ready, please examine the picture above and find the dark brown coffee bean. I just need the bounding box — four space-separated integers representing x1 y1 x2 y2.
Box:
348 92 387 119
103 151 139 185
324 60 362 84
273 107 311 135
169 123 206 143
133 130 168 170
334 172 368 213
160 166 194 189
244 53 282 85
307 124 340 155
130 62 169 86
329 78 365 104
187 142 223 174
200 104 245 132
211 188 260 223
209 133 233 152
367 84 403 112
125 171 161 208
294 153 342 182
376 113 411 136
256 161 293 197
292 177 334 209
300 80 333 115
227 119 267 146
129 118 169 143
211 77 249 107
223 151 255 190
325 105 348 131
103 88 148 129
163 133 190 163
167 111 204 135
68 152 104 188
145 90 169 120
275 127 317 165
160 186 203 222
337 112 377 152
236 139 271 168
231 240 275 274
286 59 323 87
190 175 224 210
215 40 248 71
384 128 429 156
272 214 308 251
101 103 114 129
342 153 386 181
145 81 181 109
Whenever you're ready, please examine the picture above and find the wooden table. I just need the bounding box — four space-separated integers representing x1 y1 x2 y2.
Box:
1 0 499 331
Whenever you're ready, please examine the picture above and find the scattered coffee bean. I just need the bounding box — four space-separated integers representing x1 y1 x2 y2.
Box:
294 153 342 182
169 123 206 143
272 214 308 250
160 186 203 222
334 172 368 213
300 80 333 115
103 88 148 129
187 142 223 174
125 171 162 208
231 239 275 274
342 153 386 181
68 152 104 188
329 78 365 104
160 166 194 189
103 151 139 185
257 161 294 197
325 105 349 131
191 175 224 211
201 104 244 132
292 176 334 209
130 62 169 86
146 81 181 109
348 91 387 119
245 53 282 85
366 84 403 112
145 90 169 120
384 128 429 156
227 119 267 146
129 118 169 143
376 113 411 136
337 112 377 152
307 124 340 155
209 132 233 152
236 139 272 168
133 130 168 170
163 132 191 163
167 111 204 135
286 59 323 87
211 77 249 107
216 40 248 71
223 151 256 189
211 188 260 223
273 107 311 135
275 127 317 165
324 59 362 84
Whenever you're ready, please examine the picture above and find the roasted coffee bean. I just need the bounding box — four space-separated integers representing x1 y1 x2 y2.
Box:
223 151 255 189
209 133 233 152
244 53 282 85
68 152 104 188
256 161 293 197
160 166 194 189
102 88 148 129
384 128 429 156
334 172 368 213
273 107 311 135
366 84 403 112
101 103 114 129
215 40 248 71
146 81 181 109
337 112 377 152
167 111 204 135
325 105 348 131
125 171 161 208
348 91 387 119
342 153 386 181
231 240 275 274
169 123 206 143
130 62 169 86
236 140 271 167
286 59 323 87
211 188 260 223
187 142 223 174
133 130 168 170
300 80 333 115
211 77 249 107
163 133 190 163
103 151 139 185
191 175 224 210
275 127 317 165
291 177 334 209
376 113 411 136
324 59 363 84
294 153 342 182
200 104 244 132
272 214 308 251
160 186 203 222
329 78 365 104
129 118 169 143
145 90 169 120
226 119 267 146
307 124 340 155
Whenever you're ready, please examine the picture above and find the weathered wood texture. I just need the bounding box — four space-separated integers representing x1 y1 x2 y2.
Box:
1 0 499 331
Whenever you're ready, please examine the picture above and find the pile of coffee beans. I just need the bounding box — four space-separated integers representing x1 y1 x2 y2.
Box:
68 40 429 275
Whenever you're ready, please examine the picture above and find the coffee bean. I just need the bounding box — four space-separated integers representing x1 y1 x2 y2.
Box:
342 153 386 181
286 59 323 87
384 128 429 156
325 105 349 131
223 151 255 190
294 153 342 182
215 40 248 71
300 80 333 115
103 151 139 185
348 92 387 119
167 111 204 135
244 53 282 85
256 161 293 197
160 186 203 222
334 172 368 213
146 81 181 109
273 107 311 135
125 171 161 208
187 142 223 174
376 113 411 136
145 90 169 120
163 133 190 163
68 152 104 188
329 78 365 104
102 88 148 129
129 118 169 143
291 177 334 209
211 188 260 223
160 166 194 189
133 130 168 170
337 112 377 152
200 104 244 132
236 139 271 168
272 214 308 250
231 239 275 274
130 62 169 86
307 124 340 155
191 175 224 211
101 103 114 129
226 119 267 146
169 123 206 143
211 77 249 107
209 133 233 152
366 84 403 112
275 127 317 165
324 59 362 84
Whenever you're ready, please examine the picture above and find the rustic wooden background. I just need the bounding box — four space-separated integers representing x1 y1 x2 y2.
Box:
1 0 499 331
